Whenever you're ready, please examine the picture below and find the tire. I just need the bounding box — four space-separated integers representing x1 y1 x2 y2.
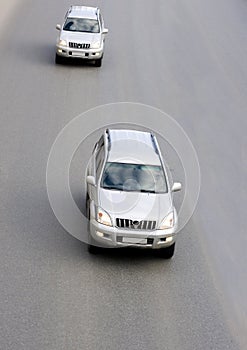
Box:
86 199 102 254
87 235 102 254
55 53 63 64
95 58 102 67
158 243 175 259
88 242 101 254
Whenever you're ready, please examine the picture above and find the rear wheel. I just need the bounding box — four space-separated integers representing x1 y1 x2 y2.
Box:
95 58 102 67
158 243 175 259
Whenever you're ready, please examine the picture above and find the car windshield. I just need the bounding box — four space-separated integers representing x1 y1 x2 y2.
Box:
101 162 168 193
63 18 100 33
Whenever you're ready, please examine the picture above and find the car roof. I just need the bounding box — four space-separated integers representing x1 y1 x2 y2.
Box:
107 129 161 166
67 6 98 19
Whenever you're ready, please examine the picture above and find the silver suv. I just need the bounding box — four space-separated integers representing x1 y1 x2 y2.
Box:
86 129 182 258
55 6 108 66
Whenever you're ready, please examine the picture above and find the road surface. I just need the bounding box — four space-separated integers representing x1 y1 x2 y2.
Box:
0 0 246 349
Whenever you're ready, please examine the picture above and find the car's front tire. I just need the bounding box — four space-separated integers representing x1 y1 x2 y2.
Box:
88 233 103 254
95 58 102 67
55 53 63 64
86 196 102 254
158 243 175 259
88 242 101 254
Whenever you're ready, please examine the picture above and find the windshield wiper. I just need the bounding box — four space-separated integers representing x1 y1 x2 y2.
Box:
103 187 156 193
140 189 156 193
103 186 123 191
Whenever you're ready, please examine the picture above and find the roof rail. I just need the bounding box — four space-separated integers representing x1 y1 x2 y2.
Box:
105 129 111 151
150 133 159 154
64 6 72 18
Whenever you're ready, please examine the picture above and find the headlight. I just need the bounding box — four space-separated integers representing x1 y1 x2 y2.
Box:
96 207 112 227
91 41 101 49
59 39 67 46
159 211 174 230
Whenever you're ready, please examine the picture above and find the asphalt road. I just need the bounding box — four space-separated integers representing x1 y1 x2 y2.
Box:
0 0 247 349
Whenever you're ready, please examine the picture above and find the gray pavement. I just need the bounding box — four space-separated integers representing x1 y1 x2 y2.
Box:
0 0 246 349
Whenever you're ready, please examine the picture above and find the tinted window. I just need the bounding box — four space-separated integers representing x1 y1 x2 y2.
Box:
96 145 105 181
101 162 168 193
63 18 100 33
99 13 103 29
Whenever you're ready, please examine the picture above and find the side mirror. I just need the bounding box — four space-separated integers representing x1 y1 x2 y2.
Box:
86 175 96 187
102 28 109 34
56 24 61 30
171 182 182 192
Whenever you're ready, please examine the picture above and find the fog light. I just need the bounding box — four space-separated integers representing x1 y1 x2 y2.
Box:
58 49 62 53
166 236 173 243
96 231 104 238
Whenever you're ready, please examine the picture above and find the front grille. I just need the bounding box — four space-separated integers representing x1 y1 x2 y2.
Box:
69 42 90 49
116 218 156 230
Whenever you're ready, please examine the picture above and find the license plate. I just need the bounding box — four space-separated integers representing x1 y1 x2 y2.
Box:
122 237 147 244
72 52 84 57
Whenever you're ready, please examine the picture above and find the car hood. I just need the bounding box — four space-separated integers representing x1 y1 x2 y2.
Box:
60 31 101 44
98 188 172 226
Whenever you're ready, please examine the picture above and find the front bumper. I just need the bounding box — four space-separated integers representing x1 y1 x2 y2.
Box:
89 219 177 249
56 45 103 60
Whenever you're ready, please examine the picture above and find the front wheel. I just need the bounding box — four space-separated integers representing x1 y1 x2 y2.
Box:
87 202 102 254
158 243 175 259
55 53 63 64
88 242 101 254
95 58 102 67
88 235 103 254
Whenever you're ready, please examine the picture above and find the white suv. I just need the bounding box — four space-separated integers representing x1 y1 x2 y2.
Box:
55 6 108 66
86 129 182 258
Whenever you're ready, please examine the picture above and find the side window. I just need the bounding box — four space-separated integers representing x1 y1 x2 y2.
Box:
92 135 103 156
95 136 105 181
98 135 104 148
64 9 70 19
99 13 104 29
